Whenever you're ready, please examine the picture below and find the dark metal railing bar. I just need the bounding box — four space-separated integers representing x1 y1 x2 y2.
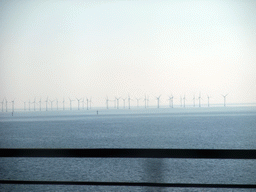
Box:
0 180 255 188
1 148 256 159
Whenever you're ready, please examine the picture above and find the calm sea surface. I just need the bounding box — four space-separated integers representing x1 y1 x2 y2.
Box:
0 107 255 191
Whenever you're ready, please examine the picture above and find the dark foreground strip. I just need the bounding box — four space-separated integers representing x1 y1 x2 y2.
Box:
1 149 256 159
0 180 255 188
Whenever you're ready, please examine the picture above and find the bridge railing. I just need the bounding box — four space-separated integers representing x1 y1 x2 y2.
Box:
1 148 256 189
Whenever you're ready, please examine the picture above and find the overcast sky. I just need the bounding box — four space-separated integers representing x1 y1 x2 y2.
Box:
1 0 256 108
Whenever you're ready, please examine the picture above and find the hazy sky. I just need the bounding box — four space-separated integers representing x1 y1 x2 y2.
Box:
1 0 256 107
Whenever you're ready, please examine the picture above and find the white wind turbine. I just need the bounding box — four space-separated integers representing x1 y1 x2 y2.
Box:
45 97 49 111
127 94 132 109
76 97 82 110
86 97 89 110
122 97 126 109
156 95 161 108
5 98 8 112
168 95 174 108
192 95 196 107
198 93 202 107
183 94 187 108
207 95 211 107
39 98 42 111
221 94 229 107
22 100 26 111
62 98 65 110
115 97 121 109
32 97 36 111
106 96 109 109
69 97 74 110
144 95 149 108
1 99 4 112
49 99 55 111
11 99 15 113
135 97 141 108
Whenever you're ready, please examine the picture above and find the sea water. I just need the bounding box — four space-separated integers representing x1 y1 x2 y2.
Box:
0 106 255 191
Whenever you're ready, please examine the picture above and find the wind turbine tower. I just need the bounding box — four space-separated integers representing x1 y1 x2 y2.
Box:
39 98 42 111
11 99 15 112
156 95 161 108
89 97 92 109
45 97 48 111
32 98 36 111
183 95 186 108
49 99 55 111
76 98 82 110
221 94 228 107
69 98 74 110
86 98 89 110
5 99 8 112
1 99 4 112
198 93 202 107
128 94 132 109
122 98 126 109
136 98 141 108
115 97 121 109
106 96 109 109
207 95 211 107
62 98 65 110
144 95 149 108
23 101 26 111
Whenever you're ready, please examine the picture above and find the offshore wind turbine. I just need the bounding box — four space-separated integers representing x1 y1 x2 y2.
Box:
122 97 126 109
207 95 211 107
23 101 26 111
62 98 65 110
192 95 196 107
11 99 15 112
106 96 109 109
144 95 149 108
45 97 48 111
32 97 36 111
115 97 121 109
76 97 82 110
1 99 4 112
128 94 132 109
69 97 74 110
5 98 8 112
156 95 161 108
221 94 229 107
183 95 186 108
198 93 202 107
135 97 141 108
49 99 55 111
86 97 89 110
39 98 42 111
168 95 174 108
